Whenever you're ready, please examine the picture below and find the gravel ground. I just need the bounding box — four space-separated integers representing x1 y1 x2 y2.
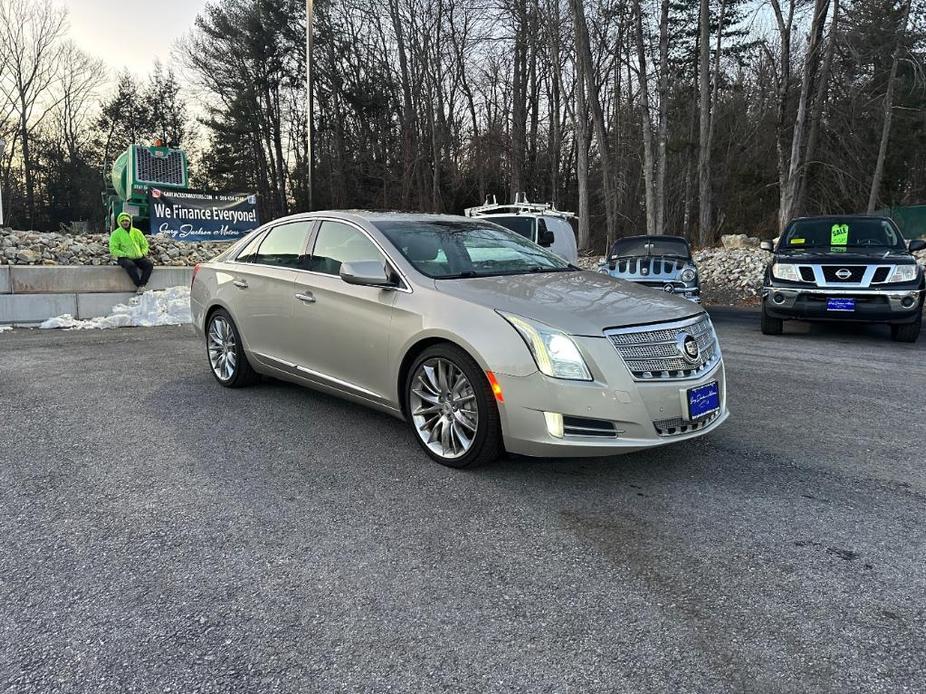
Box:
1 312 924 693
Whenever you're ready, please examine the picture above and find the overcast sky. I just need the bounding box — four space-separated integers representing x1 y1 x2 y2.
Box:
70 0 208 77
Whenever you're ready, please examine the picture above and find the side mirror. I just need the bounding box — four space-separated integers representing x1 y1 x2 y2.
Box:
760 240 775 252
537 219 554 247
340 260 397 289
908 239 926 252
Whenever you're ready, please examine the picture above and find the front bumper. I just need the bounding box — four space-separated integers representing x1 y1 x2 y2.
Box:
762 286 924 323
493 336 727 458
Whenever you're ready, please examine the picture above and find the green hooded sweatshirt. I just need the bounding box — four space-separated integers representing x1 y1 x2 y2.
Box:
109 213 149 259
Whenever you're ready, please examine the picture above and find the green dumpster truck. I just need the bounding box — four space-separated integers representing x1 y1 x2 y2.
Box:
102 143 190 232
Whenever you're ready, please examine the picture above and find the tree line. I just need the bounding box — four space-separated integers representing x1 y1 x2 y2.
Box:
0 0 923 249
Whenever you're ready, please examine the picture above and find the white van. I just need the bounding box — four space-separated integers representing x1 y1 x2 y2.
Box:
464 194 579 264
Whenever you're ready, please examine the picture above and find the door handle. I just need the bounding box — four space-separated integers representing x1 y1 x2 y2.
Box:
232 279 249 289
295 292 316 304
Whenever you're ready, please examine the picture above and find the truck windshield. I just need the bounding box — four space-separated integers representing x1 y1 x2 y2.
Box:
783 219 904 249
611 236 690 258
482 215 535 240
375 219 573 279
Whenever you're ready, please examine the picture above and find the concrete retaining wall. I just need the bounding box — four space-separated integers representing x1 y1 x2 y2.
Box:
0 265 192 325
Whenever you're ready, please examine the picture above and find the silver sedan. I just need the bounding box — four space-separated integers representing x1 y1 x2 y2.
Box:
191 211 728 467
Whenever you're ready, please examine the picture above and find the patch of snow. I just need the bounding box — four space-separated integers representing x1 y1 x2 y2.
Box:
0 325 12 333
40 286 192 330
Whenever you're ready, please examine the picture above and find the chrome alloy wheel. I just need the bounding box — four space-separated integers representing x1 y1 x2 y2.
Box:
208 316 238 381
410 357 479 460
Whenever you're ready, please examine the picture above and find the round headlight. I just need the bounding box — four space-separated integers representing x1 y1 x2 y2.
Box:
680 268 697 283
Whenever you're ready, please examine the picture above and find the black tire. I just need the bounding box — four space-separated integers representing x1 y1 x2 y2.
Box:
891 313 921 343
206 308 260 388
404 344 503 468
761 304 783 335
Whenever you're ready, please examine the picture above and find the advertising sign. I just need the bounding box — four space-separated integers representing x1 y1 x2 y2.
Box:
148 189 259 242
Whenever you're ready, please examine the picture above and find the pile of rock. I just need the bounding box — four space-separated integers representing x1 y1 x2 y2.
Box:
0 228 226 267
693 247 769 297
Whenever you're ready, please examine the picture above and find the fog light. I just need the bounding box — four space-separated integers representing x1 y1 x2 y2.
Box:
901 296 915 308
543 412 564 439
773 293 786 305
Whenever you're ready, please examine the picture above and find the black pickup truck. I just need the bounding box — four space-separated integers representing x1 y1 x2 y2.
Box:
761 216 925 342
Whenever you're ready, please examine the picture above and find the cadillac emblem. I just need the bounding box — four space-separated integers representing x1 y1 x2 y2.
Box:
676 332 701 364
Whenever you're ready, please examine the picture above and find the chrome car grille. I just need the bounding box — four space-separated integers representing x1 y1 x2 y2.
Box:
654 410 720 437
604 314 720 381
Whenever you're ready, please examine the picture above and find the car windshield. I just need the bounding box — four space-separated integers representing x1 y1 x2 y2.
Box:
611 236 690 258
782 219 904 249
482 215 535 240
375 219 574 279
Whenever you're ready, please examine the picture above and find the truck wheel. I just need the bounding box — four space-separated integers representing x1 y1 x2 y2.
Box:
761 305 783 335
891 313 921 343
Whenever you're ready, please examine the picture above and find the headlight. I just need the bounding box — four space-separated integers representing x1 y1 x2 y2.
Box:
771 263 801 281
680 267 697 283
497 312 592 381
887 265 917 283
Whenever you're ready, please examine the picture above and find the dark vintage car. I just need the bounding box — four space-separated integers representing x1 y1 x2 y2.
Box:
761 215 925 342
598 235 700 303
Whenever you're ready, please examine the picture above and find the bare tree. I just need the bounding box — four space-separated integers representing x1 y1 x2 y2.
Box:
0 0 67 228
867 0 913 212
780 0 832 226
697 0 712 246
570 0 619 245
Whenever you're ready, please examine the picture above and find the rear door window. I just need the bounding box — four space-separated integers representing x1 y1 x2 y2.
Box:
253 221 313 267
235 232 265 263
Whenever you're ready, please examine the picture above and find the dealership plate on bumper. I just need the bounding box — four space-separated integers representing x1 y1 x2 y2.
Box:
826 297 855 312
687 381 720 420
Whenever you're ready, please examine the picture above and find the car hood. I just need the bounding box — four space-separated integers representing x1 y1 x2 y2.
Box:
433 270 701 336
775 248 915 264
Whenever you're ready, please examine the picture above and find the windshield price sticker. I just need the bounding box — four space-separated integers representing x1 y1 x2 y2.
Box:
831 223 849 246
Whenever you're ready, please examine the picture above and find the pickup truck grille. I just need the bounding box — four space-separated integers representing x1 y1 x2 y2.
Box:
604 314 720 381
821 266 866 283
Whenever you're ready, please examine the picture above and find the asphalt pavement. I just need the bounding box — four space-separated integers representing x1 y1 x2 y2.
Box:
1 309 924 693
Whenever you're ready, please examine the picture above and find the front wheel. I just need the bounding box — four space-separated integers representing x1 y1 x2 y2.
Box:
206 309 259 387
405 344 503 468
891 313 921 343
761 304 783 335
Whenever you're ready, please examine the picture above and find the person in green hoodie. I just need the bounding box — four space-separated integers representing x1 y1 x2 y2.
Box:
109 212 153 293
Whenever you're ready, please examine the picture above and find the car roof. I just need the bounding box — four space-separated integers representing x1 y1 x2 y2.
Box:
269 210 491 226
613 234 690 242
789 214 893 223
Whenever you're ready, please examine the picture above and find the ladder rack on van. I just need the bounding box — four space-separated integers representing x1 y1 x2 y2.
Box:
465 192 576 220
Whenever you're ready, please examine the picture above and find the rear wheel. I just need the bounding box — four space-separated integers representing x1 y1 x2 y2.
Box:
206 309 259 387
891 313 921 343
405 344 503 468
761 304 783 335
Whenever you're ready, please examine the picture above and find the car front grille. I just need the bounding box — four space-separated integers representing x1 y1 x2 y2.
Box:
604 314 720 381
654 410 721 437
822 266 866 283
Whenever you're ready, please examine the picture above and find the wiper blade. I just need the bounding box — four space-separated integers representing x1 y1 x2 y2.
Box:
438 270 481 279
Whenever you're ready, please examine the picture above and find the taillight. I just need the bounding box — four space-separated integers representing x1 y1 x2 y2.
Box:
191 263 201 290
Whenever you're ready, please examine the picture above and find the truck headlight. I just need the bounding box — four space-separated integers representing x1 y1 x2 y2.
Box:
680 268 697 283
772 263 801 281
887 265 917 283
498 312 592 381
